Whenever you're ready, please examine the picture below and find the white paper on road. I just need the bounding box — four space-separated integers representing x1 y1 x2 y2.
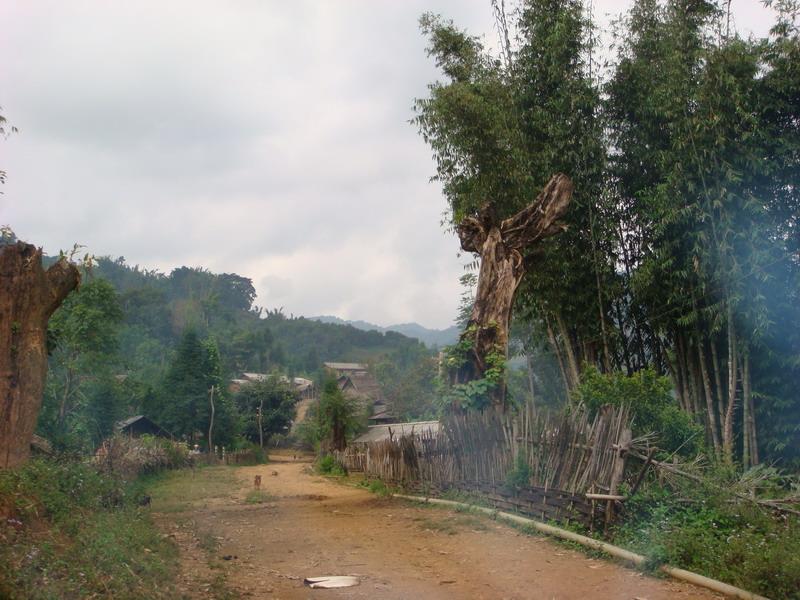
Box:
304 576 360 589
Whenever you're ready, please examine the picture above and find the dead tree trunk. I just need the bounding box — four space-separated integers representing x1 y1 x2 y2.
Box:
0 242 80 468
450 174 573 408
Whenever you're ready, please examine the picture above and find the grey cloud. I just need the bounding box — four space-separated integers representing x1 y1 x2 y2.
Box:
0 0 778 328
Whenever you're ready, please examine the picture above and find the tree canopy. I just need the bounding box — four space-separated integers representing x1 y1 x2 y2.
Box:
417 0 800 468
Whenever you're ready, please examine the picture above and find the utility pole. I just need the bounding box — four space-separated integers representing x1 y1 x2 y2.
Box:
257 399 264 449
208 385 215 453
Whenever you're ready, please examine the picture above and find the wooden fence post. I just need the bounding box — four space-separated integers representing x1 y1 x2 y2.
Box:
605 427 632 532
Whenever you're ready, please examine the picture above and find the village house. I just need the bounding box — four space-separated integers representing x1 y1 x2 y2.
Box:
228 372 316 400
292 377 315 400
228 371 269 394
323 361 396 423
115 415 173 439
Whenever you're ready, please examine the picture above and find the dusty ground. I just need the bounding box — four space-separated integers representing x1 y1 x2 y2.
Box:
151 455 722 600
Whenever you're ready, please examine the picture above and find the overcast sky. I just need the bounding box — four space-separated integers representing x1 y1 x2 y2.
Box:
0 1 778 329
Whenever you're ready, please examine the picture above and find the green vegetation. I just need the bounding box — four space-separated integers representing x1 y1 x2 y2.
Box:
573 367 702 456
141 466 240 598
39 278 124 451
244 489 274 504
356 477 393 496
95 434 190 479
151 330 237 447
0 459 179 600
316 454 347 477
299 379 364 453
144 466 239 514
615 479 800 598
417 0 800 468
373 347 439 420
505 452 532 492
439 324 508 411
234 376 297 448
24 253 435 454
413 9 800 592
413 513 489 535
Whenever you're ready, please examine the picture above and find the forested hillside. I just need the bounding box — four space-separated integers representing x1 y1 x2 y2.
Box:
34 253 430 451
310 315 460 347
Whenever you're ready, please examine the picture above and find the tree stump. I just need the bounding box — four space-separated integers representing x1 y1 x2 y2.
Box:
450 173 573 408
0 242 80 468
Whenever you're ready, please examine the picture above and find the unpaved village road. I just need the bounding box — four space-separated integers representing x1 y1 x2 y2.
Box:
153 457 721 600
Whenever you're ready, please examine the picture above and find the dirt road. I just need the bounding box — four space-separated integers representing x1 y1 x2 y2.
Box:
152 457 721 600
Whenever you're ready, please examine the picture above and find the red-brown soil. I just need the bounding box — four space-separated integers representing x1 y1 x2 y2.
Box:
154 455 721 600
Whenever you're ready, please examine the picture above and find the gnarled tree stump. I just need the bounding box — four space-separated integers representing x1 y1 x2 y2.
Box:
0 242 80 468
451 173 573 408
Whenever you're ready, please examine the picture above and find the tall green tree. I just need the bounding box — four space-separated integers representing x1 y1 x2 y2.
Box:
604 0 800 465
153 330 237 447
40 278 123 449
317 378 361 452
234 376 298 448
416 1 613 402
420 0 800 467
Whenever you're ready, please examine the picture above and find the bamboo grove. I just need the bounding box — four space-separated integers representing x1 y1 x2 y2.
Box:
415 0 800 468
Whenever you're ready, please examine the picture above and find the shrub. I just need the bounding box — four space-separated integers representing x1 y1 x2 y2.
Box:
573 367 703 456
0 459 125 529
367 479 390 496
94 434 189 479
505 452 531 492
316 454 347 477
0 459 179 599
615 482 800 599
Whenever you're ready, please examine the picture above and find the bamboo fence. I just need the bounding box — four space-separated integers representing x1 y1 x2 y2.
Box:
338 403 633 528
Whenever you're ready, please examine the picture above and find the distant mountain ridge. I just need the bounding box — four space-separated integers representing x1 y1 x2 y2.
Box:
309 315 460 348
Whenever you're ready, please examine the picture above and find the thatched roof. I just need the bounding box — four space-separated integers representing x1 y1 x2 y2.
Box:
368 409 397 424
353 421 439 444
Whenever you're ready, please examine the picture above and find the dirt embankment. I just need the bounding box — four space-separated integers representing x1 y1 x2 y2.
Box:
152 456 721 600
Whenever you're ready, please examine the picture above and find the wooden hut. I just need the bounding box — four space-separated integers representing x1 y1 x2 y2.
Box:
115 415 172 439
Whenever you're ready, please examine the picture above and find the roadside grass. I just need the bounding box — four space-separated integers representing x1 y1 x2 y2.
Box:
197 530 221 554
613 484 800 599
143 466 239 513
208 572 239 600
413 513 489 535
143 464 245 600
364 478 391 496
0 458 180 600
244 489 274 504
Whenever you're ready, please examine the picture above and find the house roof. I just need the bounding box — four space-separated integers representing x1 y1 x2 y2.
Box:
293 377 314 393
115 415 172 438
233 374 313 393
368 410 397 424
352 420 439 444
116 415 148 429
324 362 367 372
348 371 381 397
242 372 269 382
